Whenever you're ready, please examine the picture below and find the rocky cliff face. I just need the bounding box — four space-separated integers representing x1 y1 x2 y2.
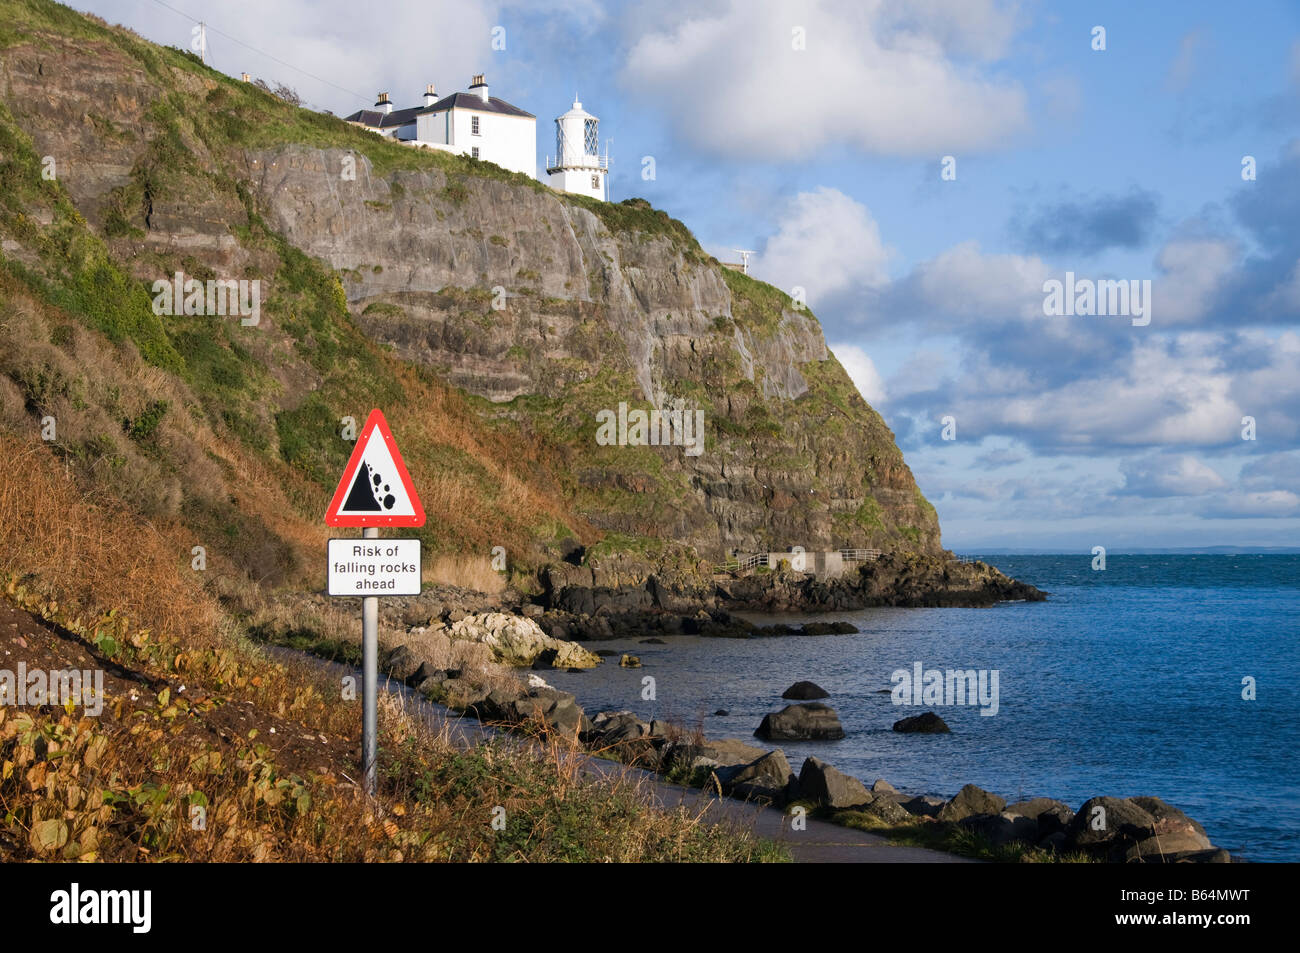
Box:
247 146 940 559
0 1 941 573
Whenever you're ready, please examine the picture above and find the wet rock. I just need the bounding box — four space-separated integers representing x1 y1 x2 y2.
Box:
893 711 951 733
619 654 641 668
754 703 845 741
781 680 829 700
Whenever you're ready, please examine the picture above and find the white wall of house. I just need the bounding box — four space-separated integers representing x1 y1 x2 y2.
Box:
411 108 534 177
457 109 534 177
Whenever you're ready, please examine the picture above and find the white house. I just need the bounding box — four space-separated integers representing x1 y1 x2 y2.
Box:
545 98 609 201
344 75 536 178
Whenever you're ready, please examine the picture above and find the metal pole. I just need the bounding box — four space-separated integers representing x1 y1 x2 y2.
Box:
362 525 379 797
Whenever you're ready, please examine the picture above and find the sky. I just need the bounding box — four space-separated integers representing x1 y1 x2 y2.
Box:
77 0 1300 551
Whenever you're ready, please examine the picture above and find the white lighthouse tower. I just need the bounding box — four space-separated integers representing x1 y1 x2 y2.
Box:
546 98 609 201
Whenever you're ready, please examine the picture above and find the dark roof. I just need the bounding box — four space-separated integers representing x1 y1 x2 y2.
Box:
342 105 423 129
344 92 534 128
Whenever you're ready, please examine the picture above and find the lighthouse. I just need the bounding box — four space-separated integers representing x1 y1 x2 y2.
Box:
546 98 609 201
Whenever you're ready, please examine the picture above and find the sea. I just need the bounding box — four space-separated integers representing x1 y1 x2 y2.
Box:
545 554 1300 862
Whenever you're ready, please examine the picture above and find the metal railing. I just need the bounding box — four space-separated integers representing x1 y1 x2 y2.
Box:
839 548 883 563
720 552 768 573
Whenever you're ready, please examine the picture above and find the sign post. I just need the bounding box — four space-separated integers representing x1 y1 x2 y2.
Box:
324 409 425 798
361 527 379 795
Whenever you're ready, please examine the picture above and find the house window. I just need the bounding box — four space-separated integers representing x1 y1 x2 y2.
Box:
471 116 480 135
472 146 480 159
591 174 601 191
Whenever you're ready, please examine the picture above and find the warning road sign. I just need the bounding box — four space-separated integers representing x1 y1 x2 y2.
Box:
325 409 425 527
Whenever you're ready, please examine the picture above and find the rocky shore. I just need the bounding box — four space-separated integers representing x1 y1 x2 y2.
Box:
334 606 1231 864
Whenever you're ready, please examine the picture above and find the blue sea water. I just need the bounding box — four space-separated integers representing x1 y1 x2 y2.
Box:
545 555 1300 861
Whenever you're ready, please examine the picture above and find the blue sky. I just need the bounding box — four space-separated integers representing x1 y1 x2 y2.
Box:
82 0 1300 550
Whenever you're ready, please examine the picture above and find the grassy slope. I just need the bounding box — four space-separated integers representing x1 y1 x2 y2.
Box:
0 427 783 861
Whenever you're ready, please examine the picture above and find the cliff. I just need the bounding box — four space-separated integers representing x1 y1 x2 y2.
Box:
0 0 941 592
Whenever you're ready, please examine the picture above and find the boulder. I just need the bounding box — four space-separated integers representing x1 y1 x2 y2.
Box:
872 779 898 795
1128 796 1209 842
1006 797 1075 837
713 749 797 803
754 703 845 741
713 709 729 716
1123 833 1218 863
384 644 426 683
782 680 830 700
859 796 913 826
902 795 945 818
590 710 650 745
700 737 770 767
619 654 642 668
959 811 1038 847
447 612 601 668
1066 797 1157 855
660 742 711 778
798 757 873 809
937 784 1006 822
892 711 951 733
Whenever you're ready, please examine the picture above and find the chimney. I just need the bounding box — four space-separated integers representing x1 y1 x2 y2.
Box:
422 83 438 107
374 92 393 114
469 73 489 103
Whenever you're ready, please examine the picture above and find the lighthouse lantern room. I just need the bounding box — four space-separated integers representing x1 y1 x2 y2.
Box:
546 98 609 201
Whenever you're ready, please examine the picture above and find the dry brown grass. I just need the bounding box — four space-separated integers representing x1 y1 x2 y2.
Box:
0 430 223 651
424 553 507 593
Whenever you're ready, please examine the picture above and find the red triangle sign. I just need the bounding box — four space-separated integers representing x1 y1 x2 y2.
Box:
325 409 425 527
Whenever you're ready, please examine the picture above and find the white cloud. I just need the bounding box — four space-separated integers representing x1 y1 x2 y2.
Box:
1153 237 1239 325
1200 490 1300 518
908 240 1048 319
84 0 502 115
1121 454 1228 497
831 342 887 404
620 0 1028 159
752 187 891 309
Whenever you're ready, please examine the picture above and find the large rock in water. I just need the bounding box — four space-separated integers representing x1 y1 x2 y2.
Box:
447 612 601 668
893 712 950 733
937 784 1006 822
798 757 873 809
754 703 845 740
782 680 829 700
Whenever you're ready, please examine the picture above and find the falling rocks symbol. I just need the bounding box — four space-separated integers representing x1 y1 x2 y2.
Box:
342 461 395 512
